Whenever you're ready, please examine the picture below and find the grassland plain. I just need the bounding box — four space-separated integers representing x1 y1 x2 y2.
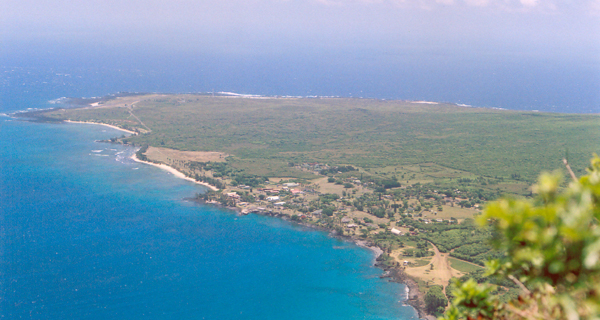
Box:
46 94 599 182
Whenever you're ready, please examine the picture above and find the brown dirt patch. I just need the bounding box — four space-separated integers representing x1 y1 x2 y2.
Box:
402 242 458 292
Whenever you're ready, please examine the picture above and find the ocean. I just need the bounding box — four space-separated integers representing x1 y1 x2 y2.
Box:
0 53 597 319
2 49 599 114
0 71 416 319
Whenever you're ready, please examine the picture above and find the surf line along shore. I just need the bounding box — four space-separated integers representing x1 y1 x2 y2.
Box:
130 153 219 191
65 119 432 318
65 120 139 135
65 120 219 191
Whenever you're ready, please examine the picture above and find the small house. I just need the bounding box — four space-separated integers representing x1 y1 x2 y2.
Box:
283 182 300 187
226 192 241 199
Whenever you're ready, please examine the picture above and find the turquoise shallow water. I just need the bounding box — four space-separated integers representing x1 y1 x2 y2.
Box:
0 117 417 319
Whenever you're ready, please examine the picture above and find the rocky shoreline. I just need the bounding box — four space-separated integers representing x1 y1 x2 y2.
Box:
187 197 434 319
380 265 435 320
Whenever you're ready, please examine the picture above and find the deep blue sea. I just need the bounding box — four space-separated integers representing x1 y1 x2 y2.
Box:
0 73 416 319
0 52 598 319
1 48 599 113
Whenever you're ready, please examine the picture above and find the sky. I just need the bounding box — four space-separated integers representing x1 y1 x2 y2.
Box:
2 0 598 59
1 0 599 110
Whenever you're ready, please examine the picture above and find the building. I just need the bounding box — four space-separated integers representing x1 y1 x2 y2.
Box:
226 192 240 199
283 182 300 187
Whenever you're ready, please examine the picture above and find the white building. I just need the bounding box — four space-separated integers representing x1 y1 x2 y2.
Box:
283 182 300 187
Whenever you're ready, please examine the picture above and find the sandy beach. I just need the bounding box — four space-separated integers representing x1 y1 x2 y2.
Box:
130 153 219 191
68 119 218 191
65 120 138 135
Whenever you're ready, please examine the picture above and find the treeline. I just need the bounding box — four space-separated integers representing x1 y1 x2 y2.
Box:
320 165 357 175
449 243 503 266
193 174 225 189
188 161 268 187
136 144 149 161
195 190 255 204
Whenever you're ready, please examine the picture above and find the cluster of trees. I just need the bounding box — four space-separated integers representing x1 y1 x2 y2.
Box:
196 190 255 206
449 243 501 266
320 165 357 175
425 286 448 315
419 226 492 254
188 161 268 187
193 174 225 190
229 174 268 187
403 248 431 258
135 144 149 161
381 177 401 189
375 252 397 268
319 193 340 203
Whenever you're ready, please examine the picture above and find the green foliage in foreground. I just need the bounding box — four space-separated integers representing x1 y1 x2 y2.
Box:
442 156 600 320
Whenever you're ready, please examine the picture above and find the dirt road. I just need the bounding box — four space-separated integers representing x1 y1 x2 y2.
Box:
403 241 456 292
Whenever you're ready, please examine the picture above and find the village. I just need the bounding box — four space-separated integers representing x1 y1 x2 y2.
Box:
132 144 495 309
187 159 486 268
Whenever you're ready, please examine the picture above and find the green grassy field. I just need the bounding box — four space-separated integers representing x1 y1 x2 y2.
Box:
410 258 431 268
448 257 483 273
45 94 600 182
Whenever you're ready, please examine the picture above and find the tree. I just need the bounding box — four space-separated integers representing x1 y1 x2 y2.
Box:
322 207 334 216
425 286 448 315
372 207 386 218
443 156 600 320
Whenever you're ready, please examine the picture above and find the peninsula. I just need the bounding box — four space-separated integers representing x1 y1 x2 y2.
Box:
27 93 600 318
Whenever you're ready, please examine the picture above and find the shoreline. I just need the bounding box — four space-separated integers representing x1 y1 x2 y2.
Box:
187 196 432 319
65 120 139 135
66 119 219 192
65 118 432 319
130 153 220 191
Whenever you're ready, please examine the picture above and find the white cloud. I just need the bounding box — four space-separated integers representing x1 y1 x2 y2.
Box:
520 0 538 7
463 0 490 6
